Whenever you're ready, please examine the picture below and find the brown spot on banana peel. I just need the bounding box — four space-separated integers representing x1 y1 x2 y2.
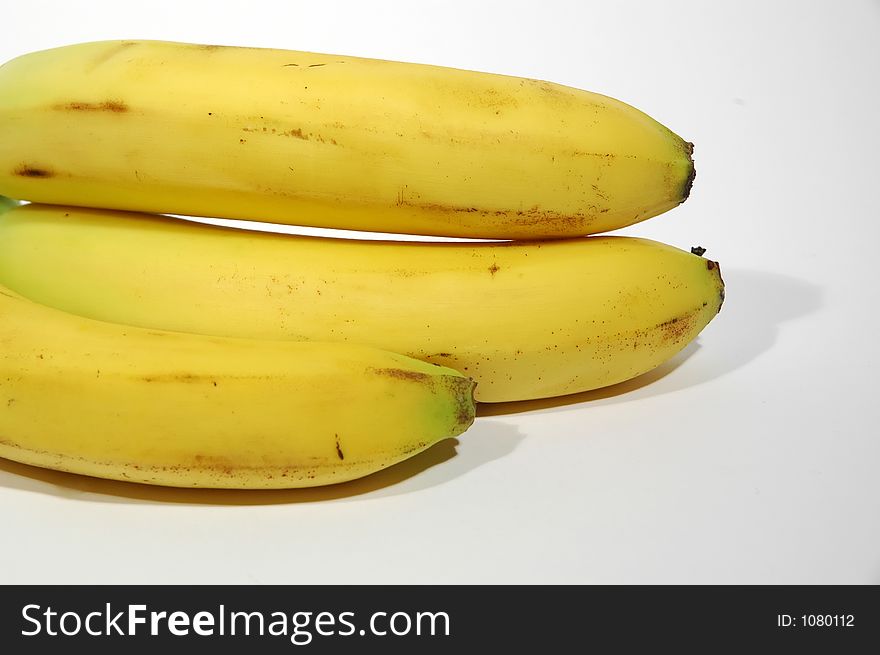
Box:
368 367 432 382
655 284 724 345
141 373 205 383
53 100 129 113
14 165 54 178
656 313 697 345
395 198 594 231
139 373 269 384
335 434 344 461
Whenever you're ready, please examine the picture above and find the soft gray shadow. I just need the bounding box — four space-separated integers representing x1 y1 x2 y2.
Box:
0 419 522 505
480 269 823 416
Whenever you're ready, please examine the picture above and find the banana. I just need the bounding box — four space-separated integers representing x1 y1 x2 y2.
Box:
0 280 476 488
0 40 694 239
0 204 724 403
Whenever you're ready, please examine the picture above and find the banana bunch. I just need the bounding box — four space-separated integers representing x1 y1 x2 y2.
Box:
0 41 722 489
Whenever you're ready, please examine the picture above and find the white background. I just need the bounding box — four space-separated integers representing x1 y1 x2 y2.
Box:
1 0 878 583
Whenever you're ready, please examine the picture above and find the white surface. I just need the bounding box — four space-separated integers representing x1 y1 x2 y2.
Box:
1 0 879 584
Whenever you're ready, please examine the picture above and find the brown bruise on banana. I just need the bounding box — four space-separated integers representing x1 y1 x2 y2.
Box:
393 198 596 232
13 165 54 178
139 373 267 384
367 367 431 382
654 310 700 345
239 124 338 145
52 100 129 113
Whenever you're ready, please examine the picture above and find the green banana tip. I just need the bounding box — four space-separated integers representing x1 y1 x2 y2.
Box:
0 196 22 215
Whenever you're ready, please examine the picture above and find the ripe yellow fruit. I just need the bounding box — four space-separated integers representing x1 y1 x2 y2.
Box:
0 40 694 238
0 281 475 488
0 204 724 403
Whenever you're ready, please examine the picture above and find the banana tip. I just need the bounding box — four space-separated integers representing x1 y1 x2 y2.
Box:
0 196 22 216
681 142 696 202
708 259 725 311
453 377 478 434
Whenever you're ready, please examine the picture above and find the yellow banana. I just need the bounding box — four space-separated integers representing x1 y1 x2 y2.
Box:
0 204 724 403
0 280 475 488
0 40 694 239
